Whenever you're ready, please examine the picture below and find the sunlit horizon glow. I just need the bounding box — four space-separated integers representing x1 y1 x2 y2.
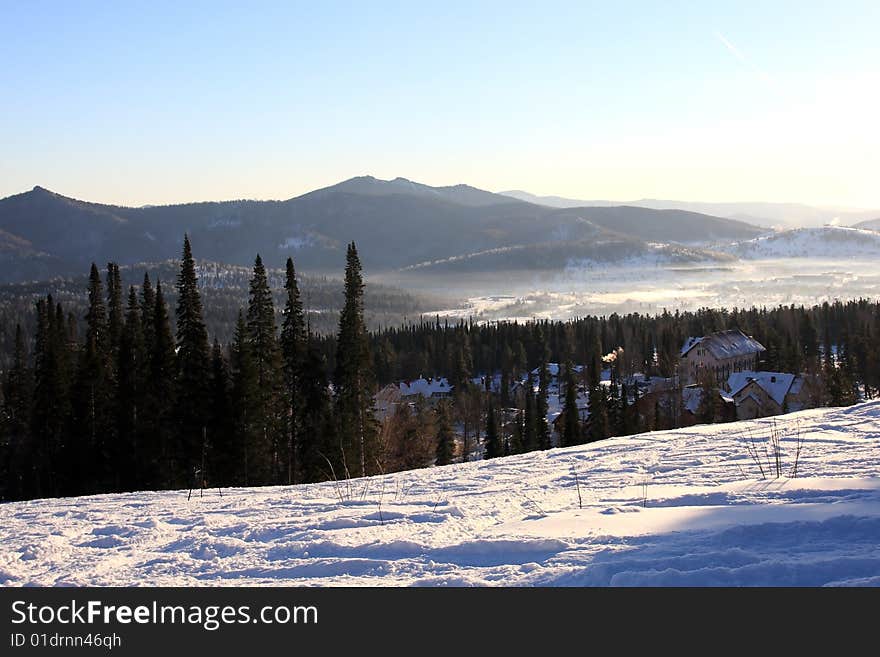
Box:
2 1 878 209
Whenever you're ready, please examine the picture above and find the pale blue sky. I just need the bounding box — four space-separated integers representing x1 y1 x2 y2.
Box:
2 1 878 207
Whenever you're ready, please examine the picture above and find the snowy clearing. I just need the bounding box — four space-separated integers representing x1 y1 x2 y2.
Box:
2 403 879 586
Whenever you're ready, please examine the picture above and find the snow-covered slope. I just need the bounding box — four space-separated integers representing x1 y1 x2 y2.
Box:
723 226 880 259
2 403 880 586
853 217 880 231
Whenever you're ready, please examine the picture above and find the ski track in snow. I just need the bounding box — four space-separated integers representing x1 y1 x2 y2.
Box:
2 403 880 587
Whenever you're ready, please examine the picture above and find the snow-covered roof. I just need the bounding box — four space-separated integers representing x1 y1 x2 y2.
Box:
399 377 453 397
727 371 794 407
680 336 703 356
681 329 765 359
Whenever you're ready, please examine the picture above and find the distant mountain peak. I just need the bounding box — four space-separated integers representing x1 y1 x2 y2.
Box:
27 186 80 203
299 175 513 208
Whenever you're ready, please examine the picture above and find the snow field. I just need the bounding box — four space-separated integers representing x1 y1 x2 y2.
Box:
1 402 879 586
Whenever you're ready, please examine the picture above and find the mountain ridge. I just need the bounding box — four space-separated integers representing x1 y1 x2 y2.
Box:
0 177 765 282
501 189 880 229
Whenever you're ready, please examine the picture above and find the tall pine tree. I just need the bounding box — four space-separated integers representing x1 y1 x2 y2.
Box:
434 400 455 466
146 281 177 488
334 243 378 478
230 310 258 486
536 329 552 450
280 257 306 484
116 287 145 489
560 361 582 447
207 339 233 486
523 371 538 451
586 333 610 441
175 235 211 487
1 325 32 500
106 262 123 360
298 332 335 483
245 254 283 484
483 400 500 459
140 273 156 359
71 264 113 494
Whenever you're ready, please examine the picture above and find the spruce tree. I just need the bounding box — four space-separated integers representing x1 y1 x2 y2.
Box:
453 333 476 460
586 333 610 441
483 400 500 459
334 242 378 478
630 382 641 434
116 287 145 489
561 361 582 447
71 264 113 494
618 383 634 436
799 313 819 371
280 257 306 484
31 297 75 496
101 265 122 490
53 302 75 495
85 265 108 357
536 369 552 449
246 254 283 484
175 235 211 487
510 409 525 455
536 328 552 449
607 378 621 436
452 332 473 391
140 273 156 359
298 334 335 483
145 282 177 488
1 325 32 500
434 400 455 466
106 262 123 360
104 263 123 488
207 339 233 486
231 310 259 486
500 345 512 409
523 371 538 451
31 298 51 491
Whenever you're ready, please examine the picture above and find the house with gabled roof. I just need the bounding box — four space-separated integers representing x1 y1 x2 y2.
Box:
374 376 453 420
680 329 765 385
726 370 816 420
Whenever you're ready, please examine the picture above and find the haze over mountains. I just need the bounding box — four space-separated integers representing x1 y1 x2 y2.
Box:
0 177 765 282
501 190 880 229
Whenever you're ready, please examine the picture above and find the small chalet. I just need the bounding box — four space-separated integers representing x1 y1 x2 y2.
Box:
374 376 453 419
726 371 812 420
397 377 453 401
